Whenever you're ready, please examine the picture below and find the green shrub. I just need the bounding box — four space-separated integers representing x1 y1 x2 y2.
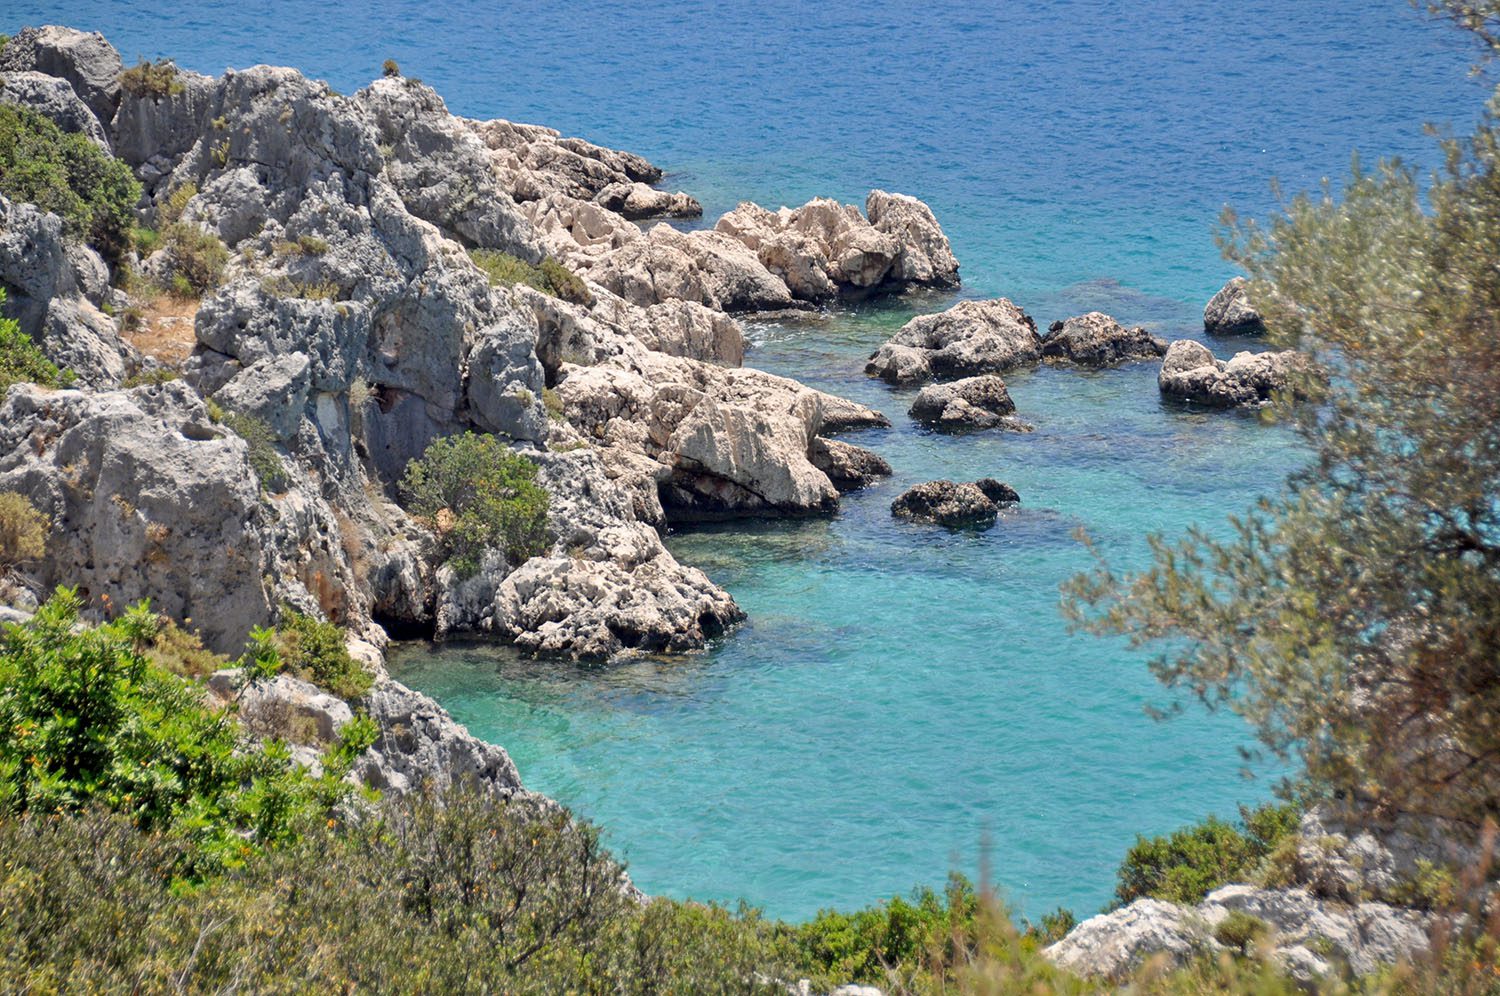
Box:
1213 911 1270 953
118 59 184 98
382 57 400 78
0 103 141 263
0 492 48 571
0 291 69 395
218 410 288 493
543 385 565 421
400 432 550 577
121 366 179 388
0 588 366 870
469 248 592 305
161 221 229 295
1114 802 1300 907
275 607 371 700
159 181 196 224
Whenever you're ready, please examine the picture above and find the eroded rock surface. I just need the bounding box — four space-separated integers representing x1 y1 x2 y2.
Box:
1042 312 1167 367
890 478 1018 528
1158 339 1313 409
867 299 1040 385
1203 276 1266 335
908 374 1032 432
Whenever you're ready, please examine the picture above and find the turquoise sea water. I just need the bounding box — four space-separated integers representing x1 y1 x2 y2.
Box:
15 0 1487 918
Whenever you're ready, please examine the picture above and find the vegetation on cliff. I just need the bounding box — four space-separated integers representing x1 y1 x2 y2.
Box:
400 432 550 577
0 103 138 263
0 290 68 395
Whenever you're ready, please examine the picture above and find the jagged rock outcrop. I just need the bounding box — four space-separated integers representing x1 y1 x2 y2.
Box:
908 374 1032 432
1 26 904 663
0 382 279 653
355 77 542 261
357 677 527 796
435 448 743 660
0 195 134 386
582 223 797 312
1158 339 1314 409
1203 277 1266 335
1041 312 1167 367
594 181 701 219
0 70 111 146
203 666 527 797
1045 886 1437 983
0 25 123 126
713 191 958 303
808 437 892 492
890 478 1018 528
866 299 1041 385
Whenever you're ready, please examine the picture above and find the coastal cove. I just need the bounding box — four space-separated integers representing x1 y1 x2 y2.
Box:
17 0 1487 927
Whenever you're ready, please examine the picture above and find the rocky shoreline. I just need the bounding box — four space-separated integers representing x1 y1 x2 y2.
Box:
0 25 1401 991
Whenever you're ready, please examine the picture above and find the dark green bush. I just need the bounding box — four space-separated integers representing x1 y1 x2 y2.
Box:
0 103 140 263
469 248 593 305
0 291 69 395
276 607 372 699
400 432 550 577
118 58 184 98
1114 802 1300 907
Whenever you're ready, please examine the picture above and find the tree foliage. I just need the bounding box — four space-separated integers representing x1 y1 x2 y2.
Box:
1064 11 1500 828
400 432 550 577
1114 803 1301 907
0 103 140 263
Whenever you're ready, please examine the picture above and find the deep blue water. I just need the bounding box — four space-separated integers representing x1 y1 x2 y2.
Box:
15 1 1486 919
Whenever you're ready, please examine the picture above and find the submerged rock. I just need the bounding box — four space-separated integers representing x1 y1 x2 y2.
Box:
1203 276 1266 335
1041 312 1167 367
1158 339 1314 409
866 299 1041 385
890 478 1018 528
908 374 1032 432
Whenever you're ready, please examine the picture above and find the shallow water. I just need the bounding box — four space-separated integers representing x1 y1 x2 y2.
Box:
19 0 1485 918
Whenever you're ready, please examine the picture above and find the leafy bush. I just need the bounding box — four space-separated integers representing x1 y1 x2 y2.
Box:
0 103 141 263
0 588 366 870
469 248 592 305
215 408 288 493
0 492 48 571
161 221 229 295
118 58 184 98
382 57 400 77
400 432 550 577
0 291 68 395
1213 911 1269 953
158 181 196 224
1114 802 1300 907
276 607 372 700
